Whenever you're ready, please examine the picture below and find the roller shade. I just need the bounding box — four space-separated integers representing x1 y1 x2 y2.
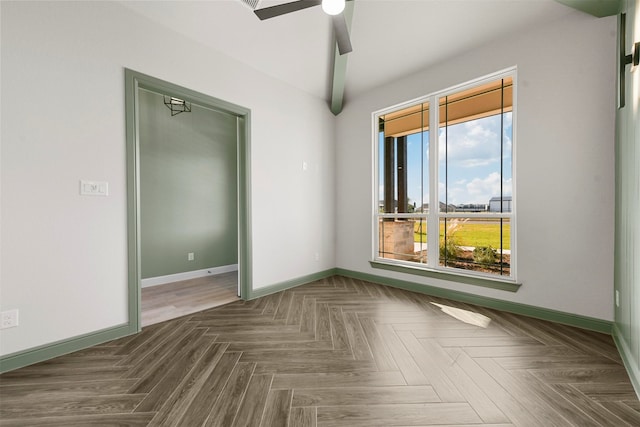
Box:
381 77 513 137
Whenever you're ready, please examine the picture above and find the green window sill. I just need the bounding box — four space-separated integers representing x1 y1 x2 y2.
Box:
369 260 521 292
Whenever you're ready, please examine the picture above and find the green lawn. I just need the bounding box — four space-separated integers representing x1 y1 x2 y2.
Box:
413 220 511 250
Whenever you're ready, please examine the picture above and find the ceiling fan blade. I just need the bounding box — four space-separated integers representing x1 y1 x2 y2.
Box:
254 0 322 20
332 14 352 55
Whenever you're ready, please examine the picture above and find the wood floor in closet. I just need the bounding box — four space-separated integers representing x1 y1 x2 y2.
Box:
141 271 239 326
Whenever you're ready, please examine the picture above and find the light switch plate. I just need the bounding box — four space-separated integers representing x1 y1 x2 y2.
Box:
80 180 108 196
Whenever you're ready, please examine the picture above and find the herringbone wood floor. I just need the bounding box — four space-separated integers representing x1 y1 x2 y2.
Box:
1 276 638 426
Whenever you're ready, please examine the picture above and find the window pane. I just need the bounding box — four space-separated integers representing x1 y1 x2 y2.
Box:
406 132 428 213
378 130 387 213
413 217 427 262
502 111 513 204
439 217 510 275
438 78 513 212
379 103 429 214
379 218 427 263
420 131 429 214
439 115 502 210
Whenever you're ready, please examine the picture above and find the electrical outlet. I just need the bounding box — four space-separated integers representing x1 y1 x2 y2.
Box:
1 309 19 329
615 290 620 308
188 252 195 261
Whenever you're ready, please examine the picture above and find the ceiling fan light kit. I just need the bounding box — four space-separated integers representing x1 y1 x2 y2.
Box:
253 0 353 55
321 0 345 15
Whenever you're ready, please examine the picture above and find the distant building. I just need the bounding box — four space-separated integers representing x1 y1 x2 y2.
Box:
418 202 457 213
489 196 512 212
456 203 488 213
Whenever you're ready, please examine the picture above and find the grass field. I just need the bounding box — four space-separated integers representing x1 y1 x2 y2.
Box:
413 219 511 250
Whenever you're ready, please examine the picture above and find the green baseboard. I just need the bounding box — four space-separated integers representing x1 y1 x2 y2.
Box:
612 324 640 400
0 323 138 374
335 267 613 334
248 268 337 299
0 269 333 374
2 267 614 374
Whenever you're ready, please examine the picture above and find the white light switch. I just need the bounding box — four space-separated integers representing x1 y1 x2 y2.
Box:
80 180 108 196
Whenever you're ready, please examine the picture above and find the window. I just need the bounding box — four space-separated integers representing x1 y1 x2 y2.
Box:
374 70 515 281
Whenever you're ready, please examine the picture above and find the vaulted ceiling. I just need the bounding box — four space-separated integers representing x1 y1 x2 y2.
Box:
120 1 606 110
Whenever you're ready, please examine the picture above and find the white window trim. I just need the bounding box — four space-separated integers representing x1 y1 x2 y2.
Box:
372 67 518 284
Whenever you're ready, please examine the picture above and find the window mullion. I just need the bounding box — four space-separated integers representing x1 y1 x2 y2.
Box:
427 95 438 269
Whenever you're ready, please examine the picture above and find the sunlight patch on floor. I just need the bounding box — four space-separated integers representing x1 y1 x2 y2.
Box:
431 302 491 328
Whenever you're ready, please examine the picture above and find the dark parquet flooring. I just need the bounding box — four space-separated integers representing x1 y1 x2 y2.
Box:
0 276 638 426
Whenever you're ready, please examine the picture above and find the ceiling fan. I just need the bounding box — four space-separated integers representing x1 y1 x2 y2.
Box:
254 0 353 55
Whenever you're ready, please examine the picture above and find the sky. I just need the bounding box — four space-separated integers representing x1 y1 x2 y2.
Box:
380 112 513 209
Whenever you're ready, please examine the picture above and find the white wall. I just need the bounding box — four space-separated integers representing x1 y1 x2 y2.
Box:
336 11 617 320
0 1 335 356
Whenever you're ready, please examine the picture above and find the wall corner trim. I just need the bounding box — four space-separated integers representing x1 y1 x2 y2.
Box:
336 267 613 334
0 323 138 374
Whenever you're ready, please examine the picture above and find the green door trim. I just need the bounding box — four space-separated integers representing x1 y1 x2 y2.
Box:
0 68 255 373
125 69 253 332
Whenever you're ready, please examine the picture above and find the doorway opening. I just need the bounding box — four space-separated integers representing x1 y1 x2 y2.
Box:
125 69 252 332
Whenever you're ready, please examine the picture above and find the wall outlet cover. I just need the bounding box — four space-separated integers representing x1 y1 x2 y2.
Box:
1 309 19 329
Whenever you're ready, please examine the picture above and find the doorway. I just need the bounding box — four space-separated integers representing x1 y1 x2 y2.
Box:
125 69 252 332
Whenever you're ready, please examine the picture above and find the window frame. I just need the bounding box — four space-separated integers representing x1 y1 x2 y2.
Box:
372 68 518 287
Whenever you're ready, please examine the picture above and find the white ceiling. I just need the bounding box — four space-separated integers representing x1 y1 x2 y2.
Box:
121 0 575 102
